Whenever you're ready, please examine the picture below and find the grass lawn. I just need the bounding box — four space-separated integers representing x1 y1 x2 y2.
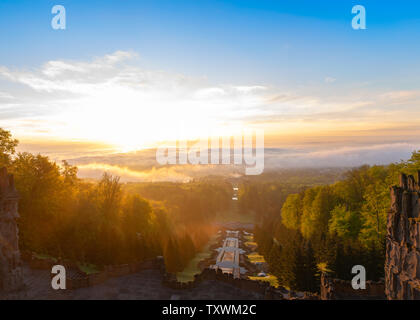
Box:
33 253 99 275
215 210 255 224
176 234 219 283
245 241 258 248
247 252 266 263
33 252 58 262
248 274 279 288
244 234 258 249
78 263 100 275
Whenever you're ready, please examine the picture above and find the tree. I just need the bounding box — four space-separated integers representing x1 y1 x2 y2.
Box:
164 238 182 273
359 181 388 247
300 188 318 239
0 128 18 168
281 193 302 230
61 160 78 186
300 187 336 239
404 150 420 175
329 204 361 240
12 152 69 253
181 234 196 264
299 241 318 292
268 244 283 280
97 172 122 221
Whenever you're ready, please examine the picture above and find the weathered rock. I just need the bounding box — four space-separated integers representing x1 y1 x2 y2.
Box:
0 168 24 292
385 173 420 299
320 272 385 300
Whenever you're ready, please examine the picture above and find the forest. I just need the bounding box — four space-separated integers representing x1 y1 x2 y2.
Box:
3 125 420 292
247 152 420 292
0 128 231 273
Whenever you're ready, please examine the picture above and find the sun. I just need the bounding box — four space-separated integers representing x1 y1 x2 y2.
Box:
52 86 227 152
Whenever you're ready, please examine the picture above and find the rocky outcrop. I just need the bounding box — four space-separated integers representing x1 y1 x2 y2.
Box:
385 172 420 299
320 273 385 300
0 168 24 292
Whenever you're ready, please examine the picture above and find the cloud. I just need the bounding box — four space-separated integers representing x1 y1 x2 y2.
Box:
325 77 336 83
0 91 14 100
75 162 245 183
76 163 193 183
0 51 273 145
265 143 420 168
379 90 420 106
1 51 420 154
62 141 420 182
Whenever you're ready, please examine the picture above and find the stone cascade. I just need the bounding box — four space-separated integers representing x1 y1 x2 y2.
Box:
385 172 420 299
0 167 24 292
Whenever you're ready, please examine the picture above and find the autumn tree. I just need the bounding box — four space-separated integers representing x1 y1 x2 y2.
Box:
281 193 302 230
0 128 18 168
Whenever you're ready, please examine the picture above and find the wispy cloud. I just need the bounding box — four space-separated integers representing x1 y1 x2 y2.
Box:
0 51 420 156
324 77 336 83
0 51 271 147
62 141 420 182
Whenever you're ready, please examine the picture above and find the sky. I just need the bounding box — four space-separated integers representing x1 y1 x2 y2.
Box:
1 0 420 173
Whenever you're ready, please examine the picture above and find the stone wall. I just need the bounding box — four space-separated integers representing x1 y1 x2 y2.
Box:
320 273 385 300
385 172 420 299
0 168 24 292
23 253 165 290
162 268 318 300
31 251 318 299
65 258 165 289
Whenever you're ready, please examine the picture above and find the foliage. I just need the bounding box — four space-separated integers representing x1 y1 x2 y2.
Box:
3 128 420 289
251 151 420 292
0 129 231 271
0 128 18 168
329 205 361 240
